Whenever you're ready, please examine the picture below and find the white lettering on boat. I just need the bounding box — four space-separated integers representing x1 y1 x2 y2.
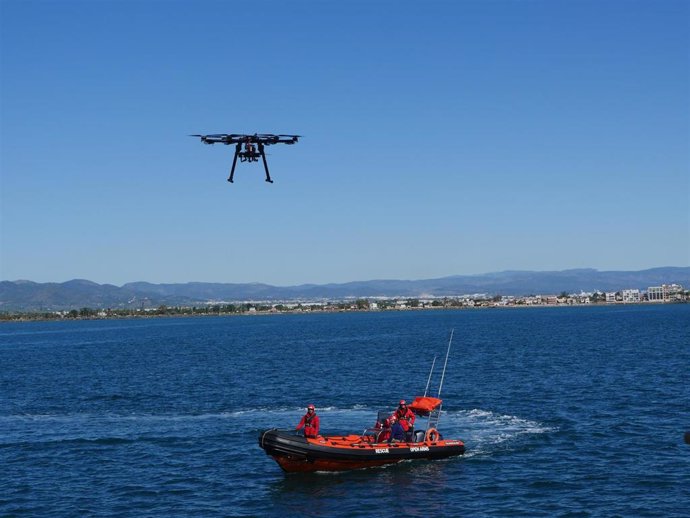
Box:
375 448 389 454
409 446 430 452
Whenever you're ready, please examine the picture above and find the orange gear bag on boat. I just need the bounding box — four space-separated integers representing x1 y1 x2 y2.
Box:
408 396 442 415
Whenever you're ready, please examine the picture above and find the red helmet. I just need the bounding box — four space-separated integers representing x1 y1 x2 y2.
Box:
307 404 315 411
399 400 406 406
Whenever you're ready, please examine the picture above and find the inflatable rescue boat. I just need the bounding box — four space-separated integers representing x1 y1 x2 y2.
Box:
259 330 466 473
259 397 465 473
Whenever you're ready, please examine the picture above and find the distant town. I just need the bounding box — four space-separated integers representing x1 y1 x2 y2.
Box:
1 283 687 322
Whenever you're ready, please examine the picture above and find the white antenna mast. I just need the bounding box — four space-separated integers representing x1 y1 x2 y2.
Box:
437 328 454 400
430 328 454 429
423 355 437 397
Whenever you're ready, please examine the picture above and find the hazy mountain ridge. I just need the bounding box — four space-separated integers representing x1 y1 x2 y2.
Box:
1 267 688 311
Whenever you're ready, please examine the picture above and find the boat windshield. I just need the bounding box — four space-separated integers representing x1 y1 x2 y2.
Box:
359 410 392 441
375 410 390 426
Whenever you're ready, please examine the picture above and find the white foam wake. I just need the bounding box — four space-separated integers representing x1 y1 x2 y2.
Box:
1 405 555 452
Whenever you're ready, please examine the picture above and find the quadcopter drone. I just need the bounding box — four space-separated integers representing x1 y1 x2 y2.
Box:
191 133 300 183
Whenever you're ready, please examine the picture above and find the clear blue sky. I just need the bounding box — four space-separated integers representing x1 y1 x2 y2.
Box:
1 0 688 286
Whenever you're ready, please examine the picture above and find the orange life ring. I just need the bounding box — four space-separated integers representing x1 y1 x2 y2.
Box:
425 428 439 442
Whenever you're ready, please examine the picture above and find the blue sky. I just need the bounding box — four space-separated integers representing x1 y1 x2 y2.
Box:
1 0 688 286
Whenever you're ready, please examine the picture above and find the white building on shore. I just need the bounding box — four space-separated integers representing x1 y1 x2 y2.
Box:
621 289 640 303
647 284 684 302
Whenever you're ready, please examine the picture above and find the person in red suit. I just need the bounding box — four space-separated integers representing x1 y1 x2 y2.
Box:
376 418 392 443
392 400 415 440
296 404 320 438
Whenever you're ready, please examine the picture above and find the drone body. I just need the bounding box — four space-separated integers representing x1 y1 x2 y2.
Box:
191 133 300 183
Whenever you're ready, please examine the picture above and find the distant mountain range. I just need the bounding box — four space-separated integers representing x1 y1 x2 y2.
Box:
1 267 688 311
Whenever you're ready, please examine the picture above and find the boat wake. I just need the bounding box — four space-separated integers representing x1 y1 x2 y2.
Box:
0 406 555 455
440 408 557 457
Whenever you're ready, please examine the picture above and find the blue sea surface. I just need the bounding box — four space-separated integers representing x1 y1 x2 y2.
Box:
1 305 689 517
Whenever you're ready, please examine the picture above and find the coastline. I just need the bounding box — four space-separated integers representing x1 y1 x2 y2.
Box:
2 299 687 323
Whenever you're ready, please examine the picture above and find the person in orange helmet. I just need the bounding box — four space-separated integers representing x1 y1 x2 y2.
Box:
296 404 320 438
391 400 415 441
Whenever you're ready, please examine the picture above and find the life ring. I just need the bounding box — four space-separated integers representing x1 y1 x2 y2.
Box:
425 428 439 442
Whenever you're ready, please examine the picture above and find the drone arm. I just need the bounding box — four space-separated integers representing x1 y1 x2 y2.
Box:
258 143 273 183
228 143 241 183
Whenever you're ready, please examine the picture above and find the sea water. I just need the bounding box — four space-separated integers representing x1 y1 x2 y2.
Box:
1 305 689 516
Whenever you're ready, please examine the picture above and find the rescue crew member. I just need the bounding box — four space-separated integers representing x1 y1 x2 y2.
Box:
392 400 415 441
296 404 320 438
388 416 405 443
376 418 391 443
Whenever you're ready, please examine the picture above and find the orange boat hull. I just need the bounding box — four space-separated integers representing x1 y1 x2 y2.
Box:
259 429 465 473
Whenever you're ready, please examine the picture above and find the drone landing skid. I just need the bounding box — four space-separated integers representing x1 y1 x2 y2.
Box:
228 142 273 183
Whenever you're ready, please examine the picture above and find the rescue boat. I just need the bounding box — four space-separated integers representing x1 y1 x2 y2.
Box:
259 403 465 472
259 330 466 473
